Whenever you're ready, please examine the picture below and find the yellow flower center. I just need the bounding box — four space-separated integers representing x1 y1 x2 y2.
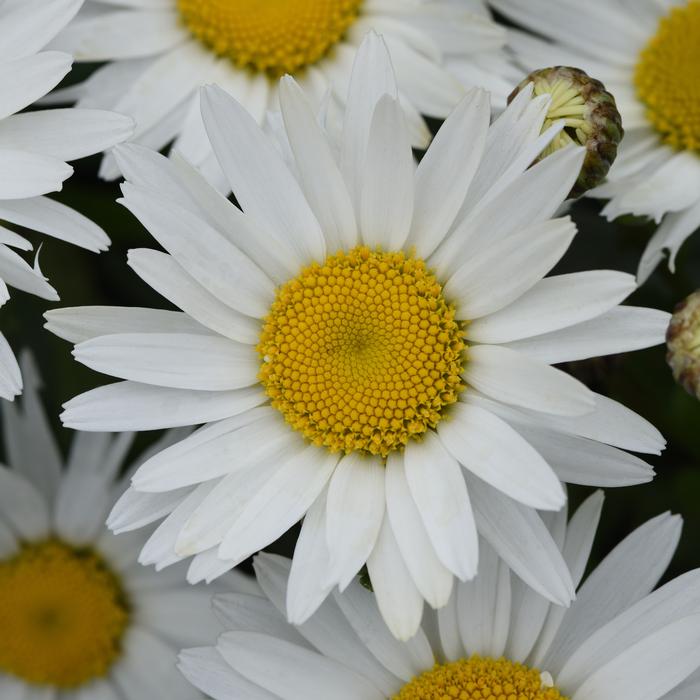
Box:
635 1 700 151
392 656 568 700
0 539 130 689
177 0 363 77
258 246 465 457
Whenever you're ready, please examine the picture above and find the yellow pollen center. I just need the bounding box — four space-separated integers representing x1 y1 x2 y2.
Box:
635 1 700 151
177 0 363 77
258 246 465 457
0 539 130 689
392 656 569 700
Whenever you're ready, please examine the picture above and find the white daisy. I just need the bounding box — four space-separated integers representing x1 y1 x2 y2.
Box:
46 0 510 183
178 496 700 700
491 0 700 283
47 34 668 640
0 0 134 400
0 351 230 698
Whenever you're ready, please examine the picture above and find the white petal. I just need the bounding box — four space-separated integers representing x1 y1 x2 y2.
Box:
0 51 72 119
279 76 357 253
341 32 397 209
212 592 309 648
360 94 414 250
283 487 339 627
0 109 133 162
403 432 478 581
217 631 384 700
571 615 700 700
61 380 265 431
334 579 434 682
254 553 399 696
120 184 275 318
50 8 186 60
406 88 490 258
128 248 260 344
516 424 654 487
437 401 564 509
456 540 511 658
201 84 326 266
0 196 110 252
431 147 584 280
637 199 700 284
108 485 189 534
111 627 193 700
468 271 637 343
217 446 339 562
0 149 71 198
466 475 574 606
132 408 290 492
45 306 208 344
385 453 453 609
0 466 50 540
0 334 21 400
444 216 577 319
543 513 682 674
504 306 670 364
464 344 595 416
178 646 279 700
73 332 259 391
0 0 82 62
367 514 424 641
325 453 385 590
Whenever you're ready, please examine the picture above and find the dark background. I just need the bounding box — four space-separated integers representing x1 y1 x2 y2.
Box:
5 66 700 585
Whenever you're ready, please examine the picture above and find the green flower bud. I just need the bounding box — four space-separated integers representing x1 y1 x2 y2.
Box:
508 66 624 199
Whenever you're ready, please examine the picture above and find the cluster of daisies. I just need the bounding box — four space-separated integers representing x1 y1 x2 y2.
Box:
1 0 700 698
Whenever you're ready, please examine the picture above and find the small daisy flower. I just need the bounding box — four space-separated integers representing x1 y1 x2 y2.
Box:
46 0 509 182
491 0 700 282
47 35 668 640
0 352 229 698
0 0 134 400
179 495 700 700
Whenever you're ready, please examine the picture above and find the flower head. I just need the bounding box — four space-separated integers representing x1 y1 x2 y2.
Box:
48 35 668 639
179 496 700 700
0 353 225 697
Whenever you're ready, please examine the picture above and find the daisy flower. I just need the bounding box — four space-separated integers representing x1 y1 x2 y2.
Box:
47 34 668 640
0 352 230 698
178 495 700 700
0 0 134 400
491 0 700 283
46 0 510 182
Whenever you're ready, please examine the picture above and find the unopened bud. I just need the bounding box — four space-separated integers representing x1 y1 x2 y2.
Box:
508 66 624 198
667 290 700 398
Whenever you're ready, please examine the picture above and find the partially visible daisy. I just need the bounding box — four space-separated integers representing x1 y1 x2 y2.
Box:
46 0 509 182
47 34 668 640
491 0 700 282
0 0 134 400
0 351 229 698
179 495 700 700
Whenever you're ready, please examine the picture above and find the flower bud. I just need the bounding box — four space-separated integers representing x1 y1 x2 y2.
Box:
667 290 700 398
508 66 624 198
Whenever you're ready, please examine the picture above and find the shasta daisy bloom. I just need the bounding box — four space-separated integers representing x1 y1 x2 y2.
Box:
0 353 226 698
46 0 509 183
0 0 134 401
178 496 700 699
491 0 700 283
47 34 668 640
